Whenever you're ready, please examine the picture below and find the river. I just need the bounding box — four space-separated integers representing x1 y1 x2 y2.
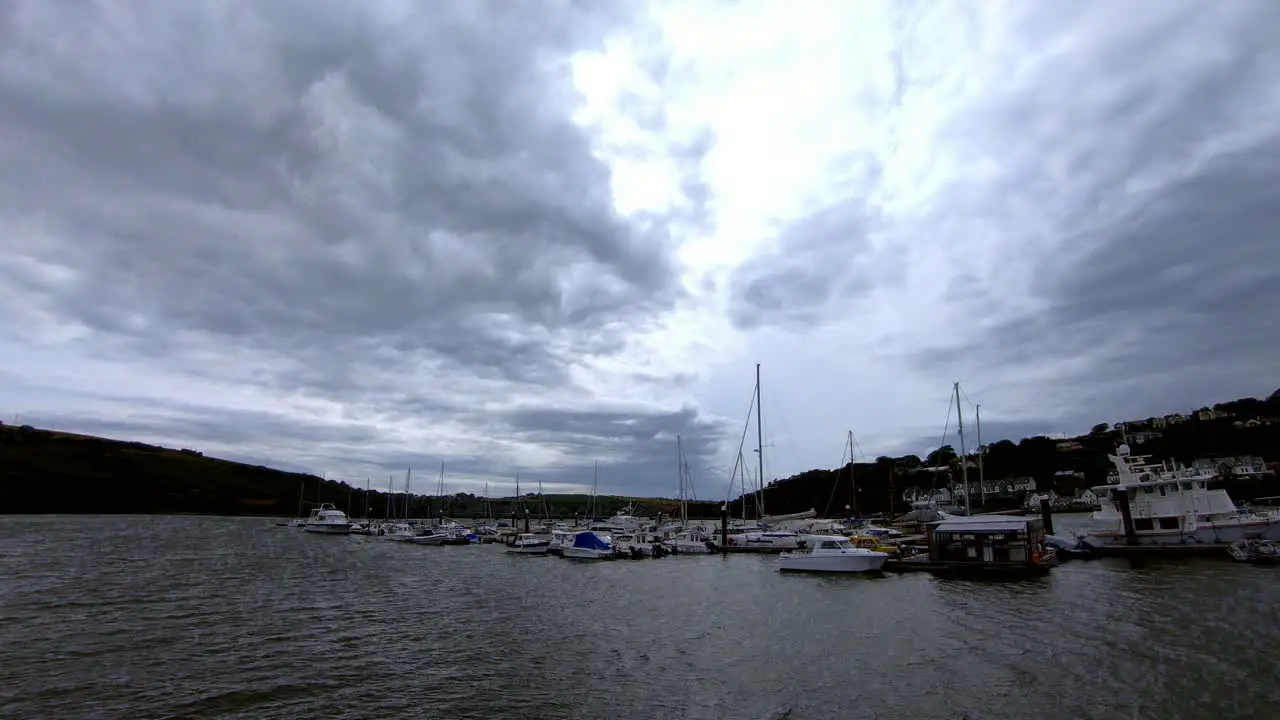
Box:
1 514 1277 719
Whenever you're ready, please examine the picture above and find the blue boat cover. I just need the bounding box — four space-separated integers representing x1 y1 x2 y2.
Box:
572 531 610 550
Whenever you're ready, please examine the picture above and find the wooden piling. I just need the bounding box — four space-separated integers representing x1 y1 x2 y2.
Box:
1039 497 1055 536
1115 489 1137 545
720 504 729 554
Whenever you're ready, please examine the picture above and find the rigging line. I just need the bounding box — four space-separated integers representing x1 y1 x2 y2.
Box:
822 433 853 517
723 385 759 502
850 431 867 462
938 390 955 455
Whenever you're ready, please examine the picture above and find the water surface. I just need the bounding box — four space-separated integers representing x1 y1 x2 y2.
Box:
1 514 1277 719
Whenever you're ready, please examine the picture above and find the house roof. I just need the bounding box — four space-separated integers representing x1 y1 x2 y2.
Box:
933 517 1032 533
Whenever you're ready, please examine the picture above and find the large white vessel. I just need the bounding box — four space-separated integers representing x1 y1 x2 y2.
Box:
303 503 352 535
778 535 888 573
1079 445 1280 550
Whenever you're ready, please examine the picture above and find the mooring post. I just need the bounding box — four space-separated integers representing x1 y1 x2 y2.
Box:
1116 489 1137 545
720 503 729 554
1039 497 1055 536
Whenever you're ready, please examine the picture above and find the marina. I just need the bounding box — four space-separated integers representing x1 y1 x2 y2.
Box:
4 512 1280 720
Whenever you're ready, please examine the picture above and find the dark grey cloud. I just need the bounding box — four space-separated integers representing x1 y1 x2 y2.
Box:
928 144 1280 421
726 152 885 330
0 0 727 495
905 2 1280 423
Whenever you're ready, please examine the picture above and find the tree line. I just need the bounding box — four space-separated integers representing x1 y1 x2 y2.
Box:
3 388 1277 517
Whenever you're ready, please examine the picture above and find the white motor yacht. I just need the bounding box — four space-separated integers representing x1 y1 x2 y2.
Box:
1080 445 1280 550
778 535 888 573
302 503 352 535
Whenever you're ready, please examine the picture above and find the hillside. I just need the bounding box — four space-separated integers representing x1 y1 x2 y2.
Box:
0 423 716 518
746 389 1280 517
4 388 1279 517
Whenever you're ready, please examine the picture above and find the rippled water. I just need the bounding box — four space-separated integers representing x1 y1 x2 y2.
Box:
1 515 1278 719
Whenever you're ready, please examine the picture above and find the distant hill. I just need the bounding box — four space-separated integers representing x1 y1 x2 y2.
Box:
5 388 1278 517
0 423 718 518
748 389 1280 517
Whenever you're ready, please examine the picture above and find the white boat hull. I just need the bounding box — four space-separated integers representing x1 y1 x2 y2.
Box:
671 540 713 554
1082 518 1280 549
506 543 550 554
303 523 351 535
562 547 612 560
408 534 448 545
778 551 887 573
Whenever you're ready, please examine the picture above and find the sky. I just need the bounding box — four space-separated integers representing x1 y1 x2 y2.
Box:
2 0 1279 499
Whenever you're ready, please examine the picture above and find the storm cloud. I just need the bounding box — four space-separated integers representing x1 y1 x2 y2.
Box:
0 0 725 495
3 0 1279 493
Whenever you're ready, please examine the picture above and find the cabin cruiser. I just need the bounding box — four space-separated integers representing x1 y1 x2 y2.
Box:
505 533 550 555
665 529 715 554
563 531 613 559
302 503 352 534
778 535 888 573
547 529 578 556
1079 445 1280 550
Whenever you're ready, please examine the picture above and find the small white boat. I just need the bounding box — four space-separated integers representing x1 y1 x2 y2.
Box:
407 532 449 546
1228 539 1280 564
302 503 352 535
562 531 613 559
726 530 805 550
666 530 714 554
505 533 550 555
778 535 887 574
374 522 418 541
547 529 577 555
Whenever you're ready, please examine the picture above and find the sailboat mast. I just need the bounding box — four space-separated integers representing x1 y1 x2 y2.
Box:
365 477 371 520
438 461 445 521
849 430 857 516
954 381 970 515
405 468 411 521
677 435 687 528
296 481 304 518
975 404 985 508
755 363 765 520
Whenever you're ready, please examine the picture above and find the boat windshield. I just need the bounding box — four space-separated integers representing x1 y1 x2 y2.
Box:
835 539 855 550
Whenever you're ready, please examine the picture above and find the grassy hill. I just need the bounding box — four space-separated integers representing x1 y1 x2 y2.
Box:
6 388 1277 518
0 423 719 517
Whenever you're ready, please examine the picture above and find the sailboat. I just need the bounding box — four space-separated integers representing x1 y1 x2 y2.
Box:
721 364 804 552
667 435 714 553
278 481 307 527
